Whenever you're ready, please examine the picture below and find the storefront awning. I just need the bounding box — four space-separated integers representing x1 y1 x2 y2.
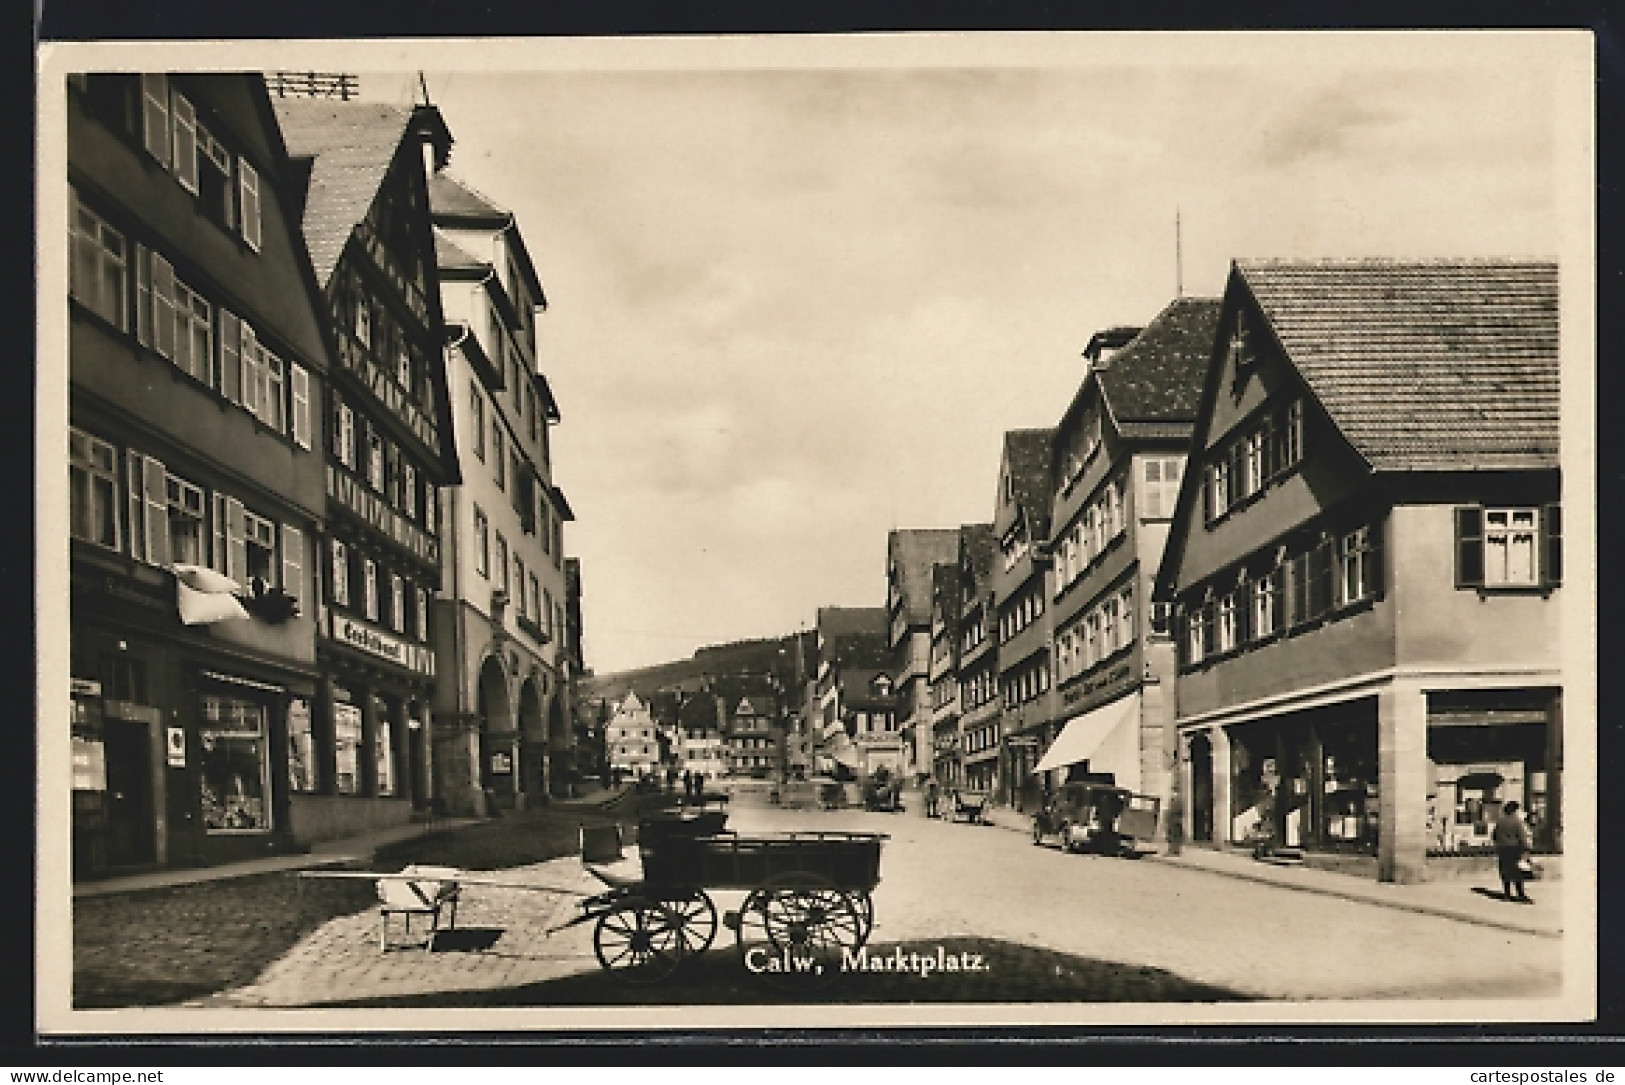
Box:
1034 692 1141 783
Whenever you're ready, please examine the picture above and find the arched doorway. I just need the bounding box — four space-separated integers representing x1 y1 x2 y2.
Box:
516 676 544 804
476 655 514 809
1189 733 1214 843
548 697 570 797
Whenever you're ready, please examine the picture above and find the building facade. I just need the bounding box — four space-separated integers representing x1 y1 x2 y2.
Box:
605 691 661 780
956 522 1002 795
990 429 1058 811
1155 259 1563 882
273 96 461 839
885 528 960 782
1035 298 1220 836
426 170 575 814
68 73 337 872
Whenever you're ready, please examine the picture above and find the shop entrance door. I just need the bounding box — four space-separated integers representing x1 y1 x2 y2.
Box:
1189 734 1214 843
103 717 154 867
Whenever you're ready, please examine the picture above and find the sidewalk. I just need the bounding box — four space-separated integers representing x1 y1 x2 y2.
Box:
71 818 482 899
974 802 1561 938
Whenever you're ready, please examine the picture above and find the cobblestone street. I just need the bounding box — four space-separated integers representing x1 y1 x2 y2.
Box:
184 795 1563 1009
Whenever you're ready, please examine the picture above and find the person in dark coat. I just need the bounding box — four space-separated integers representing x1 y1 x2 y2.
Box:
1492 800 1533 902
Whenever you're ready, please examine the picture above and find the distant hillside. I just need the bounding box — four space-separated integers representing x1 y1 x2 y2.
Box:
580 633 811 706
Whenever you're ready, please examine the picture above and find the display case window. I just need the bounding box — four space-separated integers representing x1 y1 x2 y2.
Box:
375 705 396 796
287 697 316 793
199 695 271 833
334 702 362 795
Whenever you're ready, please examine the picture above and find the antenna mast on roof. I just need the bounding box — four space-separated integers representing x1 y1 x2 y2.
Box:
417 71 432 107
1175 207 1184 298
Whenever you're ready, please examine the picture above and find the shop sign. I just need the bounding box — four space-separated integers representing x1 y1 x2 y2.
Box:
1005 736 1040 748
1062 661 1133 704
490 751 513 775
166 726 187 768
330 612 436 677
71 678 102 697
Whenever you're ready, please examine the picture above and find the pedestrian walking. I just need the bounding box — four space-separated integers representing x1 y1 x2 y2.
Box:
925 777 939 818
1492 800 1534 903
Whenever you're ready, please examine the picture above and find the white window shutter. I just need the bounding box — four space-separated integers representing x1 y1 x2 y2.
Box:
142 455 170 567
290 363 311 448
226 496 247 583
218 309 242 402
280 524 304 610
126 453 148 563
151 253 176 360
140 74 171 168
238 158 261 251
240 323 261 416
171 93 198 193
134 246 153 348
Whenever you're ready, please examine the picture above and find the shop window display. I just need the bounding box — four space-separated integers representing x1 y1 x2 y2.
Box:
1426 718 1552 854
199 695 271 833
375 703 396 796
286 697 316 793
334 702 362 795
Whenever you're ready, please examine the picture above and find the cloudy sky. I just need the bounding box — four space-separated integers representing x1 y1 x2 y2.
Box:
335 34 1581 674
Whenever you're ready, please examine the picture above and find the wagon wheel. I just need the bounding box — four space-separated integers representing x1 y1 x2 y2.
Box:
735 873 863 989
848 889 875 946
658 889 718 956
592 895 686 984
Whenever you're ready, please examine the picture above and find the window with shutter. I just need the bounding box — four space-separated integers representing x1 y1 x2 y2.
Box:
362 558 378 621
151 252 176 359
290 363 311 448
133 245 153 346
335 401 355 468
218 309 242 402
1455 507 1484 588
1306 539 1333 619
281 525 304 611
171 93 198 193
331 539 350 606
390 574 405 633
1363 521 1384 600
142 455 170 567
263 352 285 433
140 73 171 167
211 493 229 576
238 158 261 251
226 497 247 583
240 323 261 416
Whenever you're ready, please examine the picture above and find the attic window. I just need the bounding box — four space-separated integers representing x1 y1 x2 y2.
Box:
1227 313 1251 372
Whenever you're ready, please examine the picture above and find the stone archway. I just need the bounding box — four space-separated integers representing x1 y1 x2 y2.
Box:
548 696 571 797
516 676 545 804
476 654 515 807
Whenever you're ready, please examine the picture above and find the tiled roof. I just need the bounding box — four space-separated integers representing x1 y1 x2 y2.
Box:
889 529 960 624
960 523 997 584
1003 429 1056 537
272 99 415 285
1096 296 1222 425
817 606 887 642
429 172 511 224
830 633 891 668
1238 259 1559 471
433 227 487 273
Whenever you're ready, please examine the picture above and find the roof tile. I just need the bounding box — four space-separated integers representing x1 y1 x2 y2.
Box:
1237 259 1559 471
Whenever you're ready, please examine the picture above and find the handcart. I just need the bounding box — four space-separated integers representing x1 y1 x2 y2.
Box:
946 788 991 824
575 813 886 986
